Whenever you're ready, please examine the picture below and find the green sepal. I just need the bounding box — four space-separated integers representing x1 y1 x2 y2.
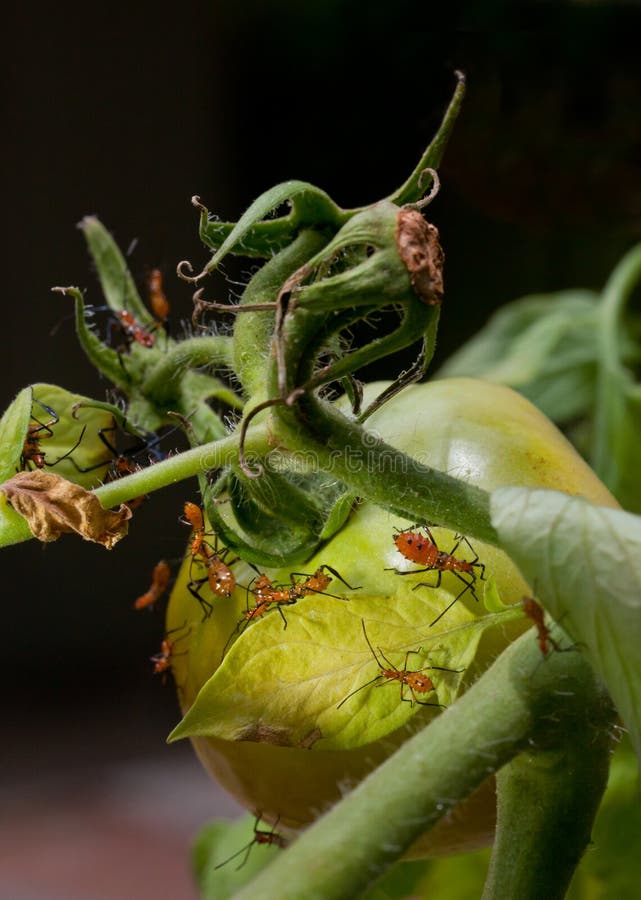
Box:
269 201 441 415
318 491 357 542
387 70 466 207
79 216 156 326
200 211 310 259
187 181 347 279
54 286 130 390
140 335 236 403
232 229 331 398
203 472 327 568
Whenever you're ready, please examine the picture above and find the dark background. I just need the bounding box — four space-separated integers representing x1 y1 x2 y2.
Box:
3 1 641 895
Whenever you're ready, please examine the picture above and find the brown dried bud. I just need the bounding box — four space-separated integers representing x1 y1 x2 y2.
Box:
0 470 131 548
396 209 444 305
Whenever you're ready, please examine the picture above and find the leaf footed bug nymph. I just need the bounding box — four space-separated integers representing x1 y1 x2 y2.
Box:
181 502 240 618
214 812 288 871
20 397 86 472
388 523 486 626
337 619 464 710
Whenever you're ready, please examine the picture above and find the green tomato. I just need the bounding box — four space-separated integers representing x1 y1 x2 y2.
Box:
166 377 617 855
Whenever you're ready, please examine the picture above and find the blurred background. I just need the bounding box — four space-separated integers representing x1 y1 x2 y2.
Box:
3 1 641 897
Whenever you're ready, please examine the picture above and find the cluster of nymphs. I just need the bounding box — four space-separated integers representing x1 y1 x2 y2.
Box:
133 502 490 694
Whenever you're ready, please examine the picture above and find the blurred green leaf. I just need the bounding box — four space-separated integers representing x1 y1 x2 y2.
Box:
192 814 286 900
413 847 491 898
360 859 435 900
491 487 641 763
438 290 600 422
567 739 641 899
592 368 641 513
592 242 641 513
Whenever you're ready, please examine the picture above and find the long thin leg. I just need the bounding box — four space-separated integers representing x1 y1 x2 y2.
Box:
187 579 214 620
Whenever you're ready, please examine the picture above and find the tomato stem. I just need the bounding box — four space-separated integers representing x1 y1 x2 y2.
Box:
231 629 614 900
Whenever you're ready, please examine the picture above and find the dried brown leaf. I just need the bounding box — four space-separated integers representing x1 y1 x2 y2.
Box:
0 470 131 548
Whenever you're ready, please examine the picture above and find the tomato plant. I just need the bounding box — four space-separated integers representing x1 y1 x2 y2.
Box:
2 73 641 899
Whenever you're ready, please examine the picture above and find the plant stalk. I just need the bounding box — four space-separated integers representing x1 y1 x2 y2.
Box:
232 632 613 900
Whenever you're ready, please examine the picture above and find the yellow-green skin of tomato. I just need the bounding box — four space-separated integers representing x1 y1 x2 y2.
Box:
167 377 618 855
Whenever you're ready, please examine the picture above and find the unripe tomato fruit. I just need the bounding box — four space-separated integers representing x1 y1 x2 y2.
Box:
166 378 617 855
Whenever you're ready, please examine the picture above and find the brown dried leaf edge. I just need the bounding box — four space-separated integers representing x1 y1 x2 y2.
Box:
0 470 131 548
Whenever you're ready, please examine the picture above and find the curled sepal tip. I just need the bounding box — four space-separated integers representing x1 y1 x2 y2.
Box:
387 69 465 207
177 180 346 284
52 286 130 390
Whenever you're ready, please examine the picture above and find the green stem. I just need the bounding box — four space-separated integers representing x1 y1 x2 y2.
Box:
92 425 269 508
483 717 612 900
273 401 498 544
232 632 612 900
233 229 330 397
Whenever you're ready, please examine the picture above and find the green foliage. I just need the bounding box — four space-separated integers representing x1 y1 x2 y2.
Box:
567 739 641 899
0 386 32 481
592 243 641 513
192 814 285 899
492 487 641 763
169 588 514 749
437 290 601 422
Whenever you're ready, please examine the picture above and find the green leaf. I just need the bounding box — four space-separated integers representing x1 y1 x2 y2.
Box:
0 382 115 486
567 738 641 899
168 588 518 750
592 369 641 513
437 290 600 423
592 240 641 513
29 384 116 488
491 486 641 763
0 383 118 547
192 814 286 900
0 387 37 545
0 386 33 481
